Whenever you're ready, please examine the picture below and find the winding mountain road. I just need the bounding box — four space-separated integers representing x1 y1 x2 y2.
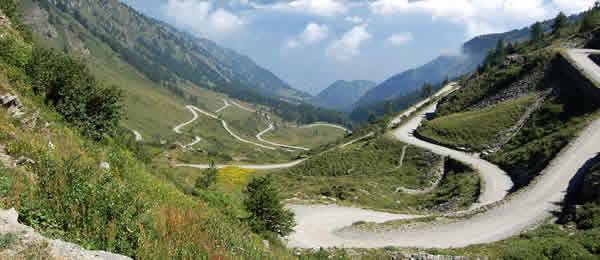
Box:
300 122 350 133
215 99 231 113
288 51 600 249
393 103 513 208
389 82 459 127
174 159 306 170
256 123 310 151
173 105 200 134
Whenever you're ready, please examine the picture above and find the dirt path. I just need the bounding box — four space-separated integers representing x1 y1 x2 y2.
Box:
393 103 513 208
215 99 231 113
339 132 374 148
230 100 256 113
175 159 306 170
173 105 199 134
256 123 310 151
389 82 459 127
300 122 350 133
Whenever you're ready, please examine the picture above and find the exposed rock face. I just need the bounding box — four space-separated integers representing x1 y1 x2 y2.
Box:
470 68 543 110
0 208 131 260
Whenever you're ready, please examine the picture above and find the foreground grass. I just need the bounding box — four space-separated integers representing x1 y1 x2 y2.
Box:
417 95 536 151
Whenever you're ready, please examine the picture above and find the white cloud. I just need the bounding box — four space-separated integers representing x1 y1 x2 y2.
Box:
345 16 364 24
269 0 348 17
163 0 244 39
369 0 567 37
552 0 596 13
326 25 371 61
385 32 414 46
285 23 330 49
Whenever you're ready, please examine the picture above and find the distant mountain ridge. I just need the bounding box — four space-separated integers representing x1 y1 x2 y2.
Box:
32 0 309 101
354 27 533 108
311 80 376 111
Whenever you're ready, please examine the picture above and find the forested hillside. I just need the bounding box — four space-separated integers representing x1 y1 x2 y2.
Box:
311 80 375 111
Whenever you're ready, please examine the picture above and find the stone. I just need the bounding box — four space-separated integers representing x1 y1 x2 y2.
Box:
16 156 36 166
262 240 270 250
99 161 110 170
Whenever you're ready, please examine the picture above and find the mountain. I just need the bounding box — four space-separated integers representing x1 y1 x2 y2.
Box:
25 0 308 102
311 80 376 111
354 26 534 108
19 0 346 135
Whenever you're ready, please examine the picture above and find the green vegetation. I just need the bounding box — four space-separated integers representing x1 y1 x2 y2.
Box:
263 124 346 149
23 0 348 126
244 176 295 237
417 95 536 151
28 48 123 140
350 82 442 123
0 12 283 258
195 162 218 189
269 137 479 213
487 95 598 188
0 233 17 250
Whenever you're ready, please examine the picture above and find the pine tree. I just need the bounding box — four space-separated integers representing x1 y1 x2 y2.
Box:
384 101 394 116
195 161 218 189
552 12 568 35
531 22 544 43
243 176 295 236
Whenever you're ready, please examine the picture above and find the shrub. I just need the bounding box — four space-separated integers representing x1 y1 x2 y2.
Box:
195 161 218 189
575 203 600 230
27 48 123 140
243 176 295 236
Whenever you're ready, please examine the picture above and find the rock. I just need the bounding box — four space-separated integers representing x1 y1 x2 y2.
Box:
503 54 525 67
0 208 131 259
262 240 270 250
16 156 36 166
1 95 18 106
99 162 110 170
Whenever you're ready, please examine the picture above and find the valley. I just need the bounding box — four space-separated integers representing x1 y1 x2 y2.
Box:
1 0 600 259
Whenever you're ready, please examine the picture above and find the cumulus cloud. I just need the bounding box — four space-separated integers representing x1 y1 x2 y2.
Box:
263 0 349 17
369 0 586 36
385 32 414 46
326 25 371 61
163 0 244 39
285 23 330 49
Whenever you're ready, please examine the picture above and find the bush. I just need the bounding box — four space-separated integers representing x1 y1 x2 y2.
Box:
27 48 123 140
195 162 218 189
243 176 295 236
575 203 600 230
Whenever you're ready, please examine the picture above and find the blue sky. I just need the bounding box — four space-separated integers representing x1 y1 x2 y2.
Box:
121 0 596 94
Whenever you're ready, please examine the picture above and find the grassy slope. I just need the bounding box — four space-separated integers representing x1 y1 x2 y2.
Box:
0 61 279 260
20 1 344 164
263 124 346 149
0 11 296 257
268 136 479 213
417 95 536 151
